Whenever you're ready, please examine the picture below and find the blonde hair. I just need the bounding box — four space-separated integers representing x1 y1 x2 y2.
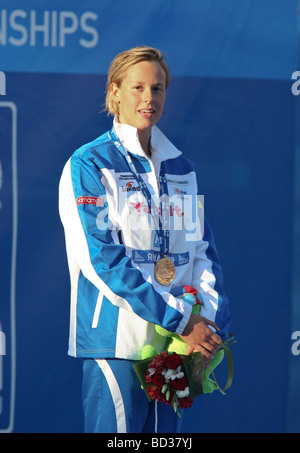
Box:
105 46 170 117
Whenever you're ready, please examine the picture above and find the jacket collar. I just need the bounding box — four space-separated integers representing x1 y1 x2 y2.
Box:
112 118 181 167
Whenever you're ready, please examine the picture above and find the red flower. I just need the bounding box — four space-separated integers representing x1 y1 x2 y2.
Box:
177 396 194 409
151 373 165 387
164 352 182 370
149 351 169 372
147 386 165 402
171 375 188 391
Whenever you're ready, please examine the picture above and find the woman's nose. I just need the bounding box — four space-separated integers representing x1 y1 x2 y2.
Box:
143 88 153 103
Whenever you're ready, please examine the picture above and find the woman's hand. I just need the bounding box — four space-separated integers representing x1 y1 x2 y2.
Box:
179 313 222 366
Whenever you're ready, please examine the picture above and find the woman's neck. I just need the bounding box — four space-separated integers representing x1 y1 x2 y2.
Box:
138 129 152 158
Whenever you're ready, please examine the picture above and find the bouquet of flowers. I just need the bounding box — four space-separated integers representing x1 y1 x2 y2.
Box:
133 338 235 416
133 349 206 416
133 286 235 416
145 351 193 414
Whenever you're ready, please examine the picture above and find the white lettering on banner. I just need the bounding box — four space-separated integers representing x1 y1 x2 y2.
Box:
291 331 300 356
0 329 5 356
291 71 300 96
0 9 98 48
0 71 6 95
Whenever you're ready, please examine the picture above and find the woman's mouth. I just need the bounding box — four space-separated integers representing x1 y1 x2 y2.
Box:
138 109 155 119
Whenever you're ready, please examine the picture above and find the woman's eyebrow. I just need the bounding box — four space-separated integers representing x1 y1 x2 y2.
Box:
131 81 164 86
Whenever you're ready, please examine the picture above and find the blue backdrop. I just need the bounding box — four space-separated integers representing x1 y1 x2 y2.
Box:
0 0 298 433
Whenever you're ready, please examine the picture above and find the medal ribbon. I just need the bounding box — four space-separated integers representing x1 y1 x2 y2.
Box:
110 128 170 259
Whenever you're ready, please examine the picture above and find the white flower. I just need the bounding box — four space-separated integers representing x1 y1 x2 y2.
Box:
162 365 184 381
147 367 156 377
176 386 190 398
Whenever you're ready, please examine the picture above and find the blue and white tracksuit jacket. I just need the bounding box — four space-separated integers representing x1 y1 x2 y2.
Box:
59 120 230 361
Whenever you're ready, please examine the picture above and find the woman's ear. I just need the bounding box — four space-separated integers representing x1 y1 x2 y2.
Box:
110 83 120 102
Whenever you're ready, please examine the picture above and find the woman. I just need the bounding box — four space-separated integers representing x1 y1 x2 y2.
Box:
59 46 230 433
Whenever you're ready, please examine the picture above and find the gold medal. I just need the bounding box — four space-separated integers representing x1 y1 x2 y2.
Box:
154 257 176 286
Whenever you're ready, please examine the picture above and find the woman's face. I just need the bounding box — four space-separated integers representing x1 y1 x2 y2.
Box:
111 60 166 134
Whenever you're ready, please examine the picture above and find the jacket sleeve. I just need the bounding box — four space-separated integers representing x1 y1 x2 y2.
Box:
191 216 231 341
59 153 192 334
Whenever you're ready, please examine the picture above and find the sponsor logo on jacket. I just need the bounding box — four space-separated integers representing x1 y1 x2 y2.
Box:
76 196 105 207
129 201 183 217
121 181 141 192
